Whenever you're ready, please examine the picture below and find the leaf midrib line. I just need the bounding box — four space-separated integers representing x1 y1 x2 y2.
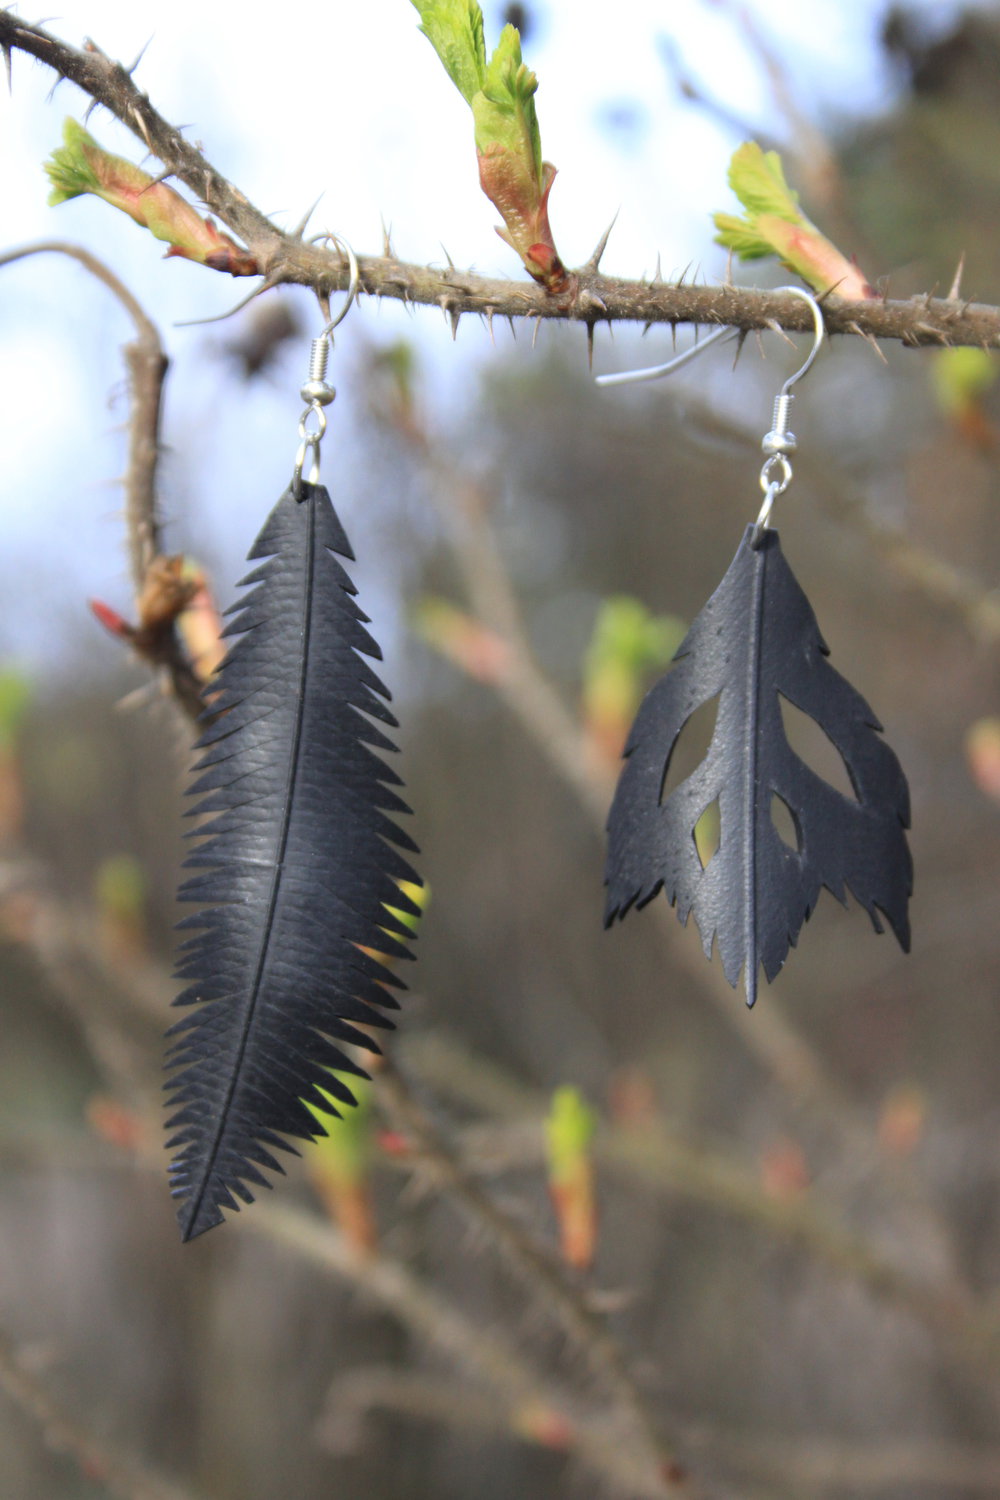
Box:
184 496 317 1231
742 540 767 1007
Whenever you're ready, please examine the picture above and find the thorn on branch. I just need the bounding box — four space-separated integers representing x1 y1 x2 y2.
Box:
577 288 608 319
914 320 950 344
289 195 324 243
583 212 619 273
125 37 152 76
846 320 888 363
948 253 966 303
764 317 795 350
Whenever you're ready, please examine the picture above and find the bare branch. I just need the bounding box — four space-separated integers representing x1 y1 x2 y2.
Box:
248 1199 690 1498
375 1058 675 1478
0 239 204 719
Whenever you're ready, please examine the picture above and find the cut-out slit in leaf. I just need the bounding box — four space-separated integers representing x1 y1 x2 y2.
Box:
659 692 720 805
770 793 799 852
694 798 721 868
605 527 911 1007
778 692 858 802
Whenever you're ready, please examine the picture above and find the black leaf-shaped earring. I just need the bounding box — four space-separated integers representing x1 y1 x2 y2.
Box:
597 287 911 1007
165 241 421 1240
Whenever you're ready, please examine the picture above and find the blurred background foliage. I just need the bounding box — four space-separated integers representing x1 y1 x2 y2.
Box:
4 4 1000 1499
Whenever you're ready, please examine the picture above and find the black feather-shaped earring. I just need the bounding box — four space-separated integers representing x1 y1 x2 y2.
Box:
598 287 911 1007
165 244 421 1240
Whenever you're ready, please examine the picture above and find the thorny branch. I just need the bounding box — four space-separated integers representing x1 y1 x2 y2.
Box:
5 11 1000 350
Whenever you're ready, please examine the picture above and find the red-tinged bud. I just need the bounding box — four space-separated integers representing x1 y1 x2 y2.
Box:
966 717 1000 802
376 1129 413 1157
86 1094 146 1153
479 151 569 293
47 119 258 276
312 1174 378 1258
878 1085 926 1157
760 1138 810 1199
545 1087 598 1271
513 1403 575 1449
89 599 134 640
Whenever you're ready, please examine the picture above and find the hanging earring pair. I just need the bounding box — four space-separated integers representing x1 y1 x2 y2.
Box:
598 287 912 1007
166 241 421 1241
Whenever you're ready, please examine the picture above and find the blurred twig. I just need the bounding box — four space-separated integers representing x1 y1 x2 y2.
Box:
701 1430 1000 1493
0 846 695 1493
402 1032 992 1363
248 1198 697 1498
682 393 1000 646
0 1325 209 1500
376 1057 674 1473
0 241 204 720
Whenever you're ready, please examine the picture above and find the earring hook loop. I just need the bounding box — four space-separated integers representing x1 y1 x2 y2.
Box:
309 234 360 336
593 283 826 544
291 235 360 497
594 284 825 390
750 286 825 544
772 284 825 395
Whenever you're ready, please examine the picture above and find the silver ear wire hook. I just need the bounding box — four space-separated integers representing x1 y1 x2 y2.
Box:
594 284 826 545
595 322 739 387
291 236 360 497
750 285 824 544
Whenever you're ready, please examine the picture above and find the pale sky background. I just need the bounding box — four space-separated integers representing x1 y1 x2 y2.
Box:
0 0 960 669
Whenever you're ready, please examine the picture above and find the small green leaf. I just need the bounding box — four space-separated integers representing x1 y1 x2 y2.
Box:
585 597 686 680
411 3 566 289
545 1086 597 1184
95 854 146 923
714 141 874 300
726 142 800 222
711 213 775 262
476 24 542 178
410 0 486 103
0 668 32 751
307 1074 373 1184
384 879 430 938
45 118 258 275
932 347 997 416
